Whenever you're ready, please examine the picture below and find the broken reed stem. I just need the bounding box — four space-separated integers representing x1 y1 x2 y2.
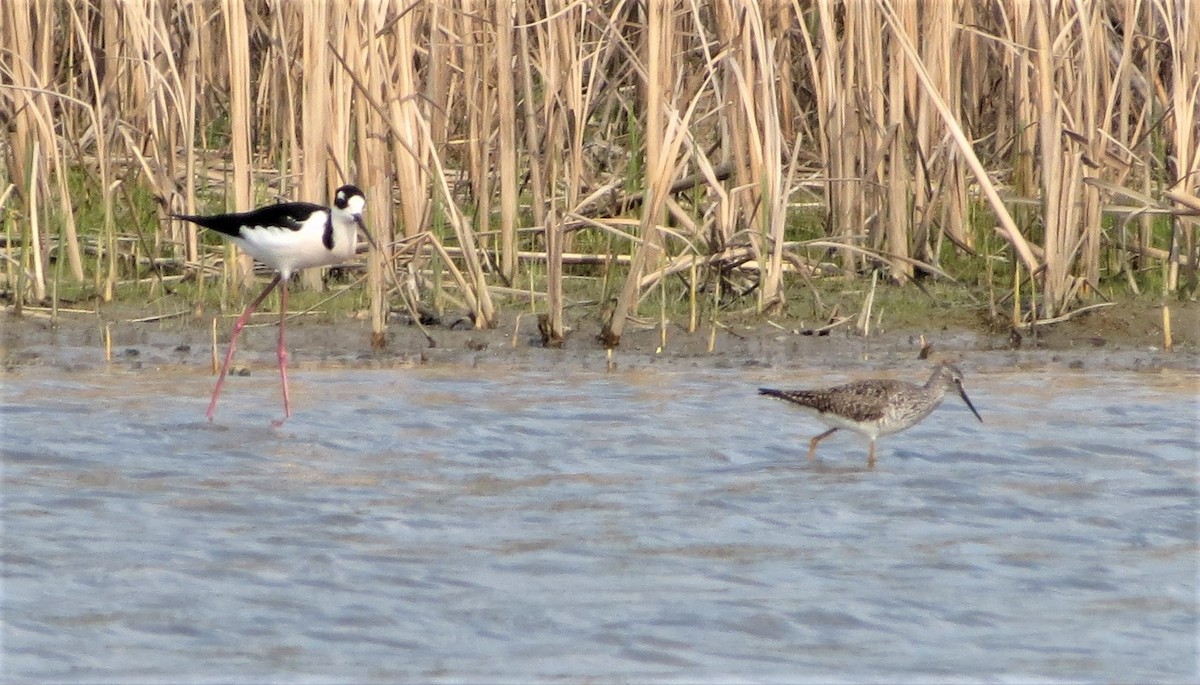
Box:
857 269 878 336
1012 261 1021 327
688 260 697 334
26 140 45 302
510 311 523 348
659 274 666 352
707 267 721 354
211 317 218 374
1162 305 1172 351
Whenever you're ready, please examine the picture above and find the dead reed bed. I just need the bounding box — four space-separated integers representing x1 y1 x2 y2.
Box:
1 1 1196 345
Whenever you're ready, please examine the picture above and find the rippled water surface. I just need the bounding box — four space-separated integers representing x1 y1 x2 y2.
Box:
2 363 1197 683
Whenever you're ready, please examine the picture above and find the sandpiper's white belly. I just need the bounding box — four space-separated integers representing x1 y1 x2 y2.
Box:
815 409 883 439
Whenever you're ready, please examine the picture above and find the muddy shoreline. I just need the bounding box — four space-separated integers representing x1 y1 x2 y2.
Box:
2 297 1196 378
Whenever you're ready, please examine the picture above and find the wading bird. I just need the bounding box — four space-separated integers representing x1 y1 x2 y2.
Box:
759 362 983 468
172 185 366 423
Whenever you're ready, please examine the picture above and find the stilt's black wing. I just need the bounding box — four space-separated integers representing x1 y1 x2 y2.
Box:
172 202 325 239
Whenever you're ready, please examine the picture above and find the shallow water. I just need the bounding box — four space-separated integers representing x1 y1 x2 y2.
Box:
2 363 1197 683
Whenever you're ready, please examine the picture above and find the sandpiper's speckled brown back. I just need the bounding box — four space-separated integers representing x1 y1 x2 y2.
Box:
758 380 912 424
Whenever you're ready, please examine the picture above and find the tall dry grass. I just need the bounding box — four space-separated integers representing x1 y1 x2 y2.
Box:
1 0 1196 344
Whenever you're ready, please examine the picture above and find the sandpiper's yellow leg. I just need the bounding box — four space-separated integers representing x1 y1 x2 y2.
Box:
807 428 839 460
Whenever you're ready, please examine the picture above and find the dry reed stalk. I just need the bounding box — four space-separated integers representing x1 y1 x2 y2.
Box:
1030 1 1100 317
136 2 187 263
856 269 878 336
600 1 685 346
425 3 450 161
25 140 45 301
118 0 174 274
685 2 736 255
1109 0 1154 284
2 0 33 199
516 0 546 233
494 0 519 282
877 0 1039 273
419 118 497 327
1031 1 1067 318
409 230 490 320
1004 0 1038 264
386 3 430 240
38 0 84 284
916 0 970 263
812 0 863 272
298 0 329 291
4 1 50 300
269 2 302 203
853 1 886 268
604 103 709 343
751 7 786 312
711 1 788 310
642 0 669 261
688 259 697 332
533 4 563 343
4 0 1193 331
221 0 254 292
544 206 565 346
177 1 201 265
558 1 589 229
884 0 913 281
1073 3 1105 289
1162 305 1172 351
326 5 354 186
546 0 594 343
355 0 393 346
321 3 361 317
711 1 755 266
332 43 447 328
460 0 493 262
1158 0 1200 294
929 0 971 257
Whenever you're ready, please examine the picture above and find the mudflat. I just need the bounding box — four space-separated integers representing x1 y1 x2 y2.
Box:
2 297 1195 376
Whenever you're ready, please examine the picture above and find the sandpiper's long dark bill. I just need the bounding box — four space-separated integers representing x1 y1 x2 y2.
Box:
172 184 367 424
758 362 983 468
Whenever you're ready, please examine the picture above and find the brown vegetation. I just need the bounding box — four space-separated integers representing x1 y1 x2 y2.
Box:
1 1 1197 347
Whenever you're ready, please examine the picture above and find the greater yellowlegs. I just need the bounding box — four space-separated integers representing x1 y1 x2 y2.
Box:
172 185 367 424
759 362 983 468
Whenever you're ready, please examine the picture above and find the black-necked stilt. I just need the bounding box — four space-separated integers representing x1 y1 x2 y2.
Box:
758 362 983 468
173 184 367 423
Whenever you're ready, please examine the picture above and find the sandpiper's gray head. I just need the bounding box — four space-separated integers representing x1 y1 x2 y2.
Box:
935 362 982 423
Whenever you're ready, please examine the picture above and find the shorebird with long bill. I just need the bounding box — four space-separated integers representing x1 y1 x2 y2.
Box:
758 362 983 468
172 184 367 423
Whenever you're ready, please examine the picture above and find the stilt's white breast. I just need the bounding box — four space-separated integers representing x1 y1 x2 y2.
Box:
234 210 337 279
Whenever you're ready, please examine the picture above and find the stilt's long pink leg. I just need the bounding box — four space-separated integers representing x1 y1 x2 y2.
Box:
207 274 282 422
275 280 292 422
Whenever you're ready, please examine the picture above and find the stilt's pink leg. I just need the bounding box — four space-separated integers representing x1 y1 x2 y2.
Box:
207 274 282 422
275 280 292 423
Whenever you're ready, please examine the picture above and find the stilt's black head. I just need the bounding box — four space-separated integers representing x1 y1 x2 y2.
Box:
333 185 366 211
